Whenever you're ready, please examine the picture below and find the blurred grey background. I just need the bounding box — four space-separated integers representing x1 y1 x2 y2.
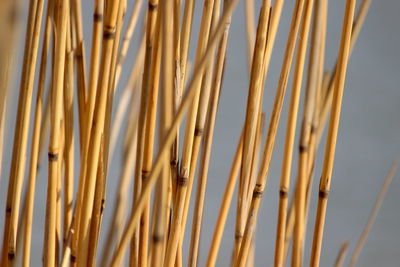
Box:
0 0 399 266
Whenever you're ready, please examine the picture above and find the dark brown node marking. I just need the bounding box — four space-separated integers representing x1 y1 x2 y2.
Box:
152 234 164 242
48 152 59 161
279 189 288 198
319 189 329 198
93 13 103 22
299 144 309 153
103 30 116 40
148 2 158 11
177 173 188 186
194 128 204 136
253 188 263 198
235 232 243 240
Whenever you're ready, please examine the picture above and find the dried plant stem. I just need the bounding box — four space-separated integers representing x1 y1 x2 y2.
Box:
274 0 316 265
348 160 399 267
44 0 69 265
139 8 162 267
287 0 315 266
71 0 87 146
1 0 45 264
206 131 244 267
310 0 356 265
75 0 122 265
130 0 159 264
22 2 52 264
164 0 216 264
109 2 240 264
235 1 271 259
334 242 349 267
63 16 75 249
114 0 144 88
235 0 306 264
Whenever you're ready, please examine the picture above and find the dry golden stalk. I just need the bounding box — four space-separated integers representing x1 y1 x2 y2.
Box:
109 2 240 264
283 0 370 260
234 1 271 259
179 1 222 264
1 0 45 264
85 0 104 149
100 102 139 267
88 2 127 266
44 0 69 265
310 0 357 265
114 0 144 88
63 15 75 249
188 6 228 266
334 242 349 267
206 131 243 267
235 0 306 264
150 0 175 264
130 0 159 264
284 0 314 266
274 0 315 265
108 37 145 161
75 0 122 265
349 160 399 267
71 0 87 146
245 0 256 69
139 7 162 267
164 0 217 264
22 2 52 264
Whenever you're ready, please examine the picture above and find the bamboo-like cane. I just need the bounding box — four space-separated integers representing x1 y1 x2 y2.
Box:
100 94 139 267
139 7 162 267
114 0 144 88
179 1 222 265
206 130 244 267
22 2 52 264
71 0 87 146
1 0 45 263
245 0 256 70
63 14 75 250
164 0 217 264
234 1 271 260
234 0 306 264
284 0 315 266
108 36 145 162
310 0 357 265
75 0 122 265
334 242 349 267
283 1 370 261
109 2 241 264
274 0 316 265
85 0 104 150
348 160 399 267
187 5 228 266
44 0 69 265
87 2 127 266
130 0 159 264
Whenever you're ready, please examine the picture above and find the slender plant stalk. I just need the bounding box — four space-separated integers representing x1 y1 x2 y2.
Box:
206 131 244 267
285 0 315 266
310 0 357 265
22 2 52 264
234 0 306 264
234 1 271 259
109 2 241 264
334 242 349 267
348 160 399 267
0 0 45 263
44 0 69 265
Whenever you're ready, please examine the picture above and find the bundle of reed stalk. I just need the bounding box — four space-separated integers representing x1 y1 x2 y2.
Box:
1 0 397 266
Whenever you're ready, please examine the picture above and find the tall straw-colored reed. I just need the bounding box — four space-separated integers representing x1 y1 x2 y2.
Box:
1 0 395 266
